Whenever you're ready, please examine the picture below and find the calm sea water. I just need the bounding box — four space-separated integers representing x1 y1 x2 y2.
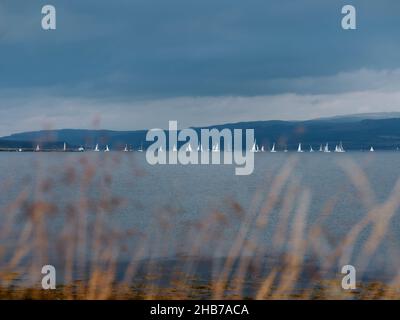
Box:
1 152 400 281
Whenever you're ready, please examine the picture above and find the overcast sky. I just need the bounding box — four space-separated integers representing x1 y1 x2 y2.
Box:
0 0 400 135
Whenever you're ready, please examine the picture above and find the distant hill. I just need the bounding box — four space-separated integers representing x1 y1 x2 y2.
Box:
0 129 148 150
2 113 400 150
313 112 400 123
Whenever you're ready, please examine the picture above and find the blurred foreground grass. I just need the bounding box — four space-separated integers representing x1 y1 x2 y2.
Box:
1 154 400 300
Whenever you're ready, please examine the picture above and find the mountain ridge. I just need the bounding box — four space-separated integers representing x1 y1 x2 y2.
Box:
2 113 400 150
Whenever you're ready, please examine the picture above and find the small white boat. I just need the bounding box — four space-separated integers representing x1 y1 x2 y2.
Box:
78 146 85 152
172 144 178 152
370 146 375 152
123 144 129 152
297 143 303 153
261 146 265 152
94 144 100 152
105 145 110 152
310 146 314 152
186 144 193 152
63 142 67 151
335 142 345 153
319 144 323 152
18 148 22 152
159 146 163 152
324 143 331 153
35 145 40 152
270 143 276 153
250 141 258 153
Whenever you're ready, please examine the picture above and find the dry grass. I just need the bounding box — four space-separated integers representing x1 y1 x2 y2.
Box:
0 153 400 300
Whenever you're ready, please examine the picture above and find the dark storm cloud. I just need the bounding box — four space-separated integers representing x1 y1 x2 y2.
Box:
1 0 400 135
1 0 400 98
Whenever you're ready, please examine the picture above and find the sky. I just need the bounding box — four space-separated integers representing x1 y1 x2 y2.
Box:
0 0 400 135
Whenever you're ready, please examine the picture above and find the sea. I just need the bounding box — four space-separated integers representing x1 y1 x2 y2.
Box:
1 151 400 287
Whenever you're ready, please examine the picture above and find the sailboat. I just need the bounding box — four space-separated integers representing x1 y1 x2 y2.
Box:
172 144 178 152
212 143 219 152
138 143 144 152
35 145 40 152
200 144 204 152
284 147 288 153
310 146 314 152
335 142 345 153
186 144 193 152
104 145 110 152
261 146 265 152
159 146 163 152
270 143 276 153
124 144 129 152
78 146 85 152
196 145 200 152
370 146 375 152
63 142 67 151
319 144 323 152
324 143 331 153
94 144 100 152
297 143 303 153
251 141 257 153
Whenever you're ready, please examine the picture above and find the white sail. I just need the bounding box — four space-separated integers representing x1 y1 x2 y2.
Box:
200 144 204 152
196 145 200 152
78 146 84 152
63 142 67 151
336 142 345 153
124 144 128 152
271 143 276 153
324 143 330 153
35 145 40 152
105 145 110 152
186 144 193 152
250 141 257 152
261 146 265 152
94 144 99 152
297 143 303 153
370 146 374 152
319 144 323 152
172 144 177 152
159 146 163 152
310 146 314 152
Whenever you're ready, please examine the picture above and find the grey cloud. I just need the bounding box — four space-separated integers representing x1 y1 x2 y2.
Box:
1 0 400 97
1 68 400 136
1 1 400 135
